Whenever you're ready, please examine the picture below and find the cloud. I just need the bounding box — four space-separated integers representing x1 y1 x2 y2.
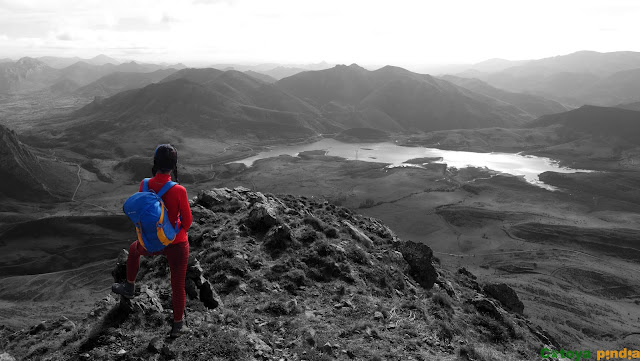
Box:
161 14 178 23
56 32 72 41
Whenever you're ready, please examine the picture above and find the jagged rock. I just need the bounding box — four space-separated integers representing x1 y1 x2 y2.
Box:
264 224 297 252
247 332 272 355
436 278 459 300
186 258 207 287
261 298 300 316
398 241 438 289
147 337 163 353
0 353 15 361
457 267 477 279
471 297 503 320
131 286 163 314
197 189 228 209
111 249 129 283
200 280 223 309
247 203 278 231
343 221 373 248
483 283 524 315
161 345 176 359
185 278 199 299
363 218 398 243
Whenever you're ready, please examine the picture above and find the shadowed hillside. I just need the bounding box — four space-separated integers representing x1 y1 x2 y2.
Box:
529 105 640 142
0 124 77 201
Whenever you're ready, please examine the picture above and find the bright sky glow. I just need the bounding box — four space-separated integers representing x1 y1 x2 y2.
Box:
0 0 638 67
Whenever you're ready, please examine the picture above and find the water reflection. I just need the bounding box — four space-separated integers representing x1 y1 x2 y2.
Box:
234 139 590 188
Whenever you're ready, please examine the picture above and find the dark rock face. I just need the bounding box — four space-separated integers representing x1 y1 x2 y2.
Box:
483 283 525 315
199 280 223 309
398 241 438 289
111 249 129 283
471 297 503 320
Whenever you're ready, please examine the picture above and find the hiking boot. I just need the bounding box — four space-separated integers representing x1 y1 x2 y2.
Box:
169 321 190 338
111 281 135 299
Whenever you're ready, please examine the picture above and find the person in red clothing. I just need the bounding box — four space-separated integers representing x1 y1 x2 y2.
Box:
112 144 193 338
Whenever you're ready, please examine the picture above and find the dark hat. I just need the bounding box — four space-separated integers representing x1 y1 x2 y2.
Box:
153 144 178 172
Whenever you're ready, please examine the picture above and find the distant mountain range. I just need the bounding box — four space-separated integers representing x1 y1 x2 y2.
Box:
440 75 569 118
37 54 121 68
35 63 552 157
278 64 532 131
74 69 178 98
0 57 183 94
453 51 640 107
211 61 333 80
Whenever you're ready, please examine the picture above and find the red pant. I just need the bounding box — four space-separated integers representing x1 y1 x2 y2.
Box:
127 240 189 322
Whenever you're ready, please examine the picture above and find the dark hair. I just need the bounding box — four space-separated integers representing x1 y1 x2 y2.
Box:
152 144 179 183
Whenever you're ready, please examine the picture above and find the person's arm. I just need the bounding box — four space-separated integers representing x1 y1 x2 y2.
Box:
178 186 193 231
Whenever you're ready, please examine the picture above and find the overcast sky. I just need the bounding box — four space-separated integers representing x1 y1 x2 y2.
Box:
1 0 638 67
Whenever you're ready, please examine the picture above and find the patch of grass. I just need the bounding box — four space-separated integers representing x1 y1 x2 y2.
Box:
304 215 326 232
346 244 369 264
432 292 453 311
472 313 512 344
359 198 376 208
218 229 237 242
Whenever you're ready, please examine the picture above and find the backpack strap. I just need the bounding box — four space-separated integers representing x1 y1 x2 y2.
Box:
157 181 177 198
142 178 150 192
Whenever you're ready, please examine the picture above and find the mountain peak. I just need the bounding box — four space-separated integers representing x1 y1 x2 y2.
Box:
0 187 551 360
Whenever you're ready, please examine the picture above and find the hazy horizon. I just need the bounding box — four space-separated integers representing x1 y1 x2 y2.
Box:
1 0 639 68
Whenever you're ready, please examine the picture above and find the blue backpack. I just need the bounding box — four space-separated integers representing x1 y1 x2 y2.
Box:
123 179 181 252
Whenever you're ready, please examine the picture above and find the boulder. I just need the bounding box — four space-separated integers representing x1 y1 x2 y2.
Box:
197 189 227 209
264 224 297 252
457 267 477 280
483 283 524 314
470 297 503 320
200 280 223 309
343 221 373 248
0 353 16 361
398 241 437 289
132 286 164 314
111 249 129 283
247 203 278 232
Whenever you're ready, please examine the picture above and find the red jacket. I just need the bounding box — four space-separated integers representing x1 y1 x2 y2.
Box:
139 173 192 244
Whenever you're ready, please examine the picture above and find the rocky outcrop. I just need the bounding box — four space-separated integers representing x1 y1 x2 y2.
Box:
483 283 525 315
0 188 551 361
0 124 49 200
397 240 438 289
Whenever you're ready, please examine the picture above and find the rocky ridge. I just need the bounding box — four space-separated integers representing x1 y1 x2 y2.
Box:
0 188 555 360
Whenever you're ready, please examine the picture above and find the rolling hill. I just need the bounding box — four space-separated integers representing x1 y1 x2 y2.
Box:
74 69 178 98
529 105 640 142
50 70 329 157
441 75 569 117
278 64 534 131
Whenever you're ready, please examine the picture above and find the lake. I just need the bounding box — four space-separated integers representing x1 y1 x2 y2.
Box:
235 139 590 189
